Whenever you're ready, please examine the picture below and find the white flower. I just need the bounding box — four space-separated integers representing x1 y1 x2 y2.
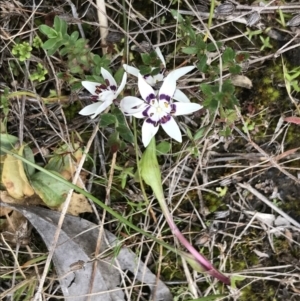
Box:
120 67 202 147
79 67 127 119
123 47 192 103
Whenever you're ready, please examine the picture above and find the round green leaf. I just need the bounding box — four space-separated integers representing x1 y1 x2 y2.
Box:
31 171 70 207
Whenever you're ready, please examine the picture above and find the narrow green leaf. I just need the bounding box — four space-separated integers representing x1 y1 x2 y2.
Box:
114 67 125 85
60 18 68 36
194 126 207 140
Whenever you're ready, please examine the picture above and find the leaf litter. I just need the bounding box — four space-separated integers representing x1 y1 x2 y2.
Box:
0 197 173 301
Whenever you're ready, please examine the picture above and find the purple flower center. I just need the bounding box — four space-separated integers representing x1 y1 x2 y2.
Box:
159 94 171 102
146 93 156 103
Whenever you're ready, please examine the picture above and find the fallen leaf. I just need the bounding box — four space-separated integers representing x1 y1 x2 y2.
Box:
62 193 92 216
0 192 31 245
0 201 173 301
2 151 34 199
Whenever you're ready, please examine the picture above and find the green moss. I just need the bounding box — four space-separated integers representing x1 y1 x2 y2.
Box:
203 192 227 213
240 282 277 301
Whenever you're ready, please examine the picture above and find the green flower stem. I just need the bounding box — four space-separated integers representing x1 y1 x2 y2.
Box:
140 137 230 285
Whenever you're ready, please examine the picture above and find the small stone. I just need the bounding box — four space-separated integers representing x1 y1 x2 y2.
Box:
214 2 236 16
287 14 300 27
247 11 260 27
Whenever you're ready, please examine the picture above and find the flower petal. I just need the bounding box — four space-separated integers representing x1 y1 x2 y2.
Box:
120 96 148 117
101 67 117 87
120 96 145 111
142 120 159 147
91 99 113 118
79 102 102 116
81 81 100 96
138 73 156 103
173 102 202 116
155 47 166 67
115 72 127 96
99 90 115 102
78 102 103 118
159 66 195 99
161 117 182 142
158 73 177 101
167 65 196 81
173 89 191 103
123 64 139 77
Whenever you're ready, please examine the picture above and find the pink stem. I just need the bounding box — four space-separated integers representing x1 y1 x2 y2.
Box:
163 208 230 285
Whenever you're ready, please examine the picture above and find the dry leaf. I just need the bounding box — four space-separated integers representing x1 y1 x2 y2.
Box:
0 201 173 301
63 193 92 216
2 150 34 199
231 75 253 89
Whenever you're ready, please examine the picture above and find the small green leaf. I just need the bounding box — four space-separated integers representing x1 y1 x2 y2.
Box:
112 107 127 125
59 46 69 56
194 126 207 140
200 83 212 96
60 18 68 36
222 47 235 64
99 113 116 127
117 124 134 143
42 38 62 50
114 67 125 85
197 55 208 73
181 47 198 55
70 31 79 42
150 67 160 77
54 16 67 35
139 65 151 75
69 65 83 74
141 53 151 65
222 80 235 94
39 25 56 37
229 64 242 74
170 9 184 23
206 42 218 52
195 36 206 50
